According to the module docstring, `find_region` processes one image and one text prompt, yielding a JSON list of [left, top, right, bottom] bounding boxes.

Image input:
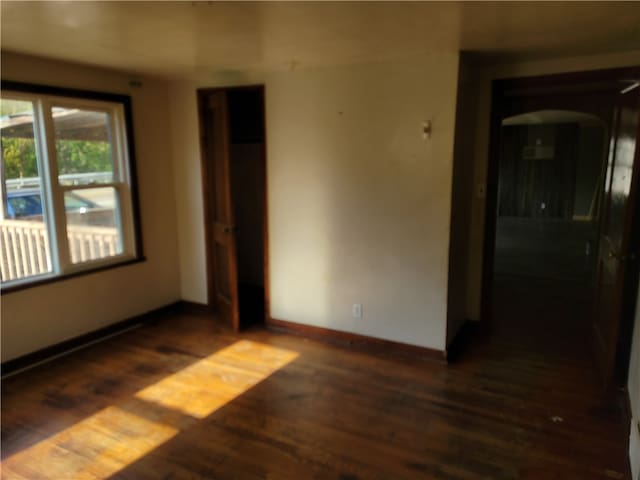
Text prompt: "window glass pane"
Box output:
[[52, 107, 115, 186], [65, 187, 123, 264], [1, 98, 53, 282]]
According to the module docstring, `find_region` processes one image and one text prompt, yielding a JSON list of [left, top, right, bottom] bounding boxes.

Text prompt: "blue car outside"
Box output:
[[5, 190, 98, 219]]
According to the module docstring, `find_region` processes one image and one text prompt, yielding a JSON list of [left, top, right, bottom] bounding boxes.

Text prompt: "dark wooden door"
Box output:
[[202, 91, 239, 330], [592, 89, 640, 390]]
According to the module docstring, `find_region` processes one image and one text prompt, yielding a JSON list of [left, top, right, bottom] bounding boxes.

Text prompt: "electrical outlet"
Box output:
[[352, 304, 362, 319]]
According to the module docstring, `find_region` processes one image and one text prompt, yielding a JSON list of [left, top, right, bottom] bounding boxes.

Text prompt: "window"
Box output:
[[0, 82, 141, 290]]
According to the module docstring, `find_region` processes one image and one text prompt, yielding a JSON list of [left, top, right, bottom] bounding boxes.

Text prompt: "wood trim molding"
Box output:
[[178, 300, 216, 315], [1, 302, 182, 377], [1, 300, 221, 377], [267, 318, 446, 363], [479, 66, 640, 329], [196, 85, 270, 330], [0, 80, 145, 295], [1, 257, 146, 294], [260, 86, 271, 327], [445, 320, 481, 363]]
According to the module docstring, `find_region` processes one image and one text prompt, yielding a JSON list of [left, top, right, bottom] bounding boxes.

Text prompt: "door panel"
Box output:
[[593, 92, 640, 390], [202, 91, 239, 329]]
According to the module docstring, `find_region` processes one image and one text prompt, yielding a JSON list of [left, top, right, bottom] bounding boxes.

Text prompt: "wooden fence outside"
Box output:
[[1, 220, 119, 282]]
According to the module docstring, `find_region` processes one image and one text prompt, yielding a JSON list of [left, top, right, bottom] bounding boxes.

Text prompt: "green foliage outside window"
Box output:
[[2, 137, 37, 179], [2, 137, 112, 180]]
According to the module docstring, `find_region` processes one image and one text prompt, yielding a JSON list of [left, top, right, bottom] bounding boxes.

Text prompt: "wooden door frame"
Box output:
[[197, 85, 270, 330], [480, 66, 640, 385], [612, 98, 640, 388]]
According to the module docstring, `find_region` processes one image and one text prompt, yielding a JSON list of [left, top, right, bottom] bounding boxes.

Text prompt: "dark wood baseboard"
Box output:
[[177, 300, 215, 315], [1, 302, 182, 377], [267, 317, 445, 363], [445, 319, 482, 363]]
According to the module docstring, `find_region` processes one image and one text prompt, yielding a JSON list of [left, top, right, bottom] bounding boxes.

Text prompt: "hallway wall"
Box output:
[[462, 50, 640, 321]]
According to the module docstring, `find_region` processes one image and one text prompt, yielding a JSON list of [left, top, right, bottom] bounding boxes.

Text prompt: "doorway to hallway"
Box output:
[[482, 67, 640, 397]]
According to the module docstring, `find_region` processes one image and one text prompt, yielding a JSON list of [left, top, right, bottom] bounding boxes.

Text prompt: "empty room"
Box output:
[[1, 2, 640, 479]]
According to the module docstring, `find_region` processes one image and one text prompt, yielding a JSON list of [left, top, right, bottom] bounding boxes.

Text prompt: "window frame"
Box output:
[[0, 81, 144, 293]]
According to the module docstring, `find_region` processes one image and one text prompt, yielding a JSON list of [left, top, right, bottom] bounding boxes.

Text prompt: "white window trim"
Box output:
[[1, 86, 141, 290]]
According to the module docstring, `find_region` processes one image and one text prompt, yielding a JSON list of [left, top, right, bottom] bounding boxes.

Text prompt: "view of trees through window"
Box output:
[[1, 91, 136, 286], [1, 100, 113, 181], [3, 138, 113, 179]]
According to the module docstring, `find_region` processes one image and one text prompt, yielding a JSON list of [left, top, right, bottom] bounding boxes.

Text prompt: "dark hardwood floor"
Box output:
[[1, 308, 631, 479]]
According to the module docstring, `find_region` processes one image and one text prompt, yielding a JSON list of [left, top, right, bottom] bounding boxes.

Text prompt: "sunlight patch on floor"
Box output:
[[1, 405, 178, 479], [135, 340, 299, 418], [1, 340, 298, 479]]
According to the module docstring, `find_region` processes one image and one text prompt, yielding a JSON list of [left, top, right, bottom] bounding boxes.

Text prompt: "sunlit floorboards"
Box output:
[[1, 309, 632, 479]]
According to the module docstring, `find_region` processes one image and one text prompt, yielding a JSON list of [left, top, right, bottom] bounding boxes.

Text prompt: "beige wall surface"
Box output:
[[464, 50, 640, 321], [169, 53, 460, 351], [446, 54, 476, 346], [167, 84, 207, 303], [1, 53, 181, 362]]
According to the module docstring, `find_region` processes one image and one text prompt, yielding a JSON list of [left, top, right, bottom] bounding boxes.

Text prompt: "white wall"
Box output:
[[169, 53, 460, 351], [1, 53, 181, 362], [167, 84, 208, 303], [630, 284, 640, 480], [464, 50, 640, 321], [4, 49, 636, 360]]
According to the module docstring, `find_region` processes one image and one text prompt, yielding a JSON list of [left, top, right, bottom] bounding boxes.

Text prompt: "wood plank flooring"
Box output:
[[1, 309, 632, 479]]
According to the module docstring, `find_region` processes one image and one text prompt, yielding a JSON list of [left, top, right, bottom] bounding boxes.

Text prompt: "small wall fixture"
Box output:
[[422, 120, 432, 140]]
